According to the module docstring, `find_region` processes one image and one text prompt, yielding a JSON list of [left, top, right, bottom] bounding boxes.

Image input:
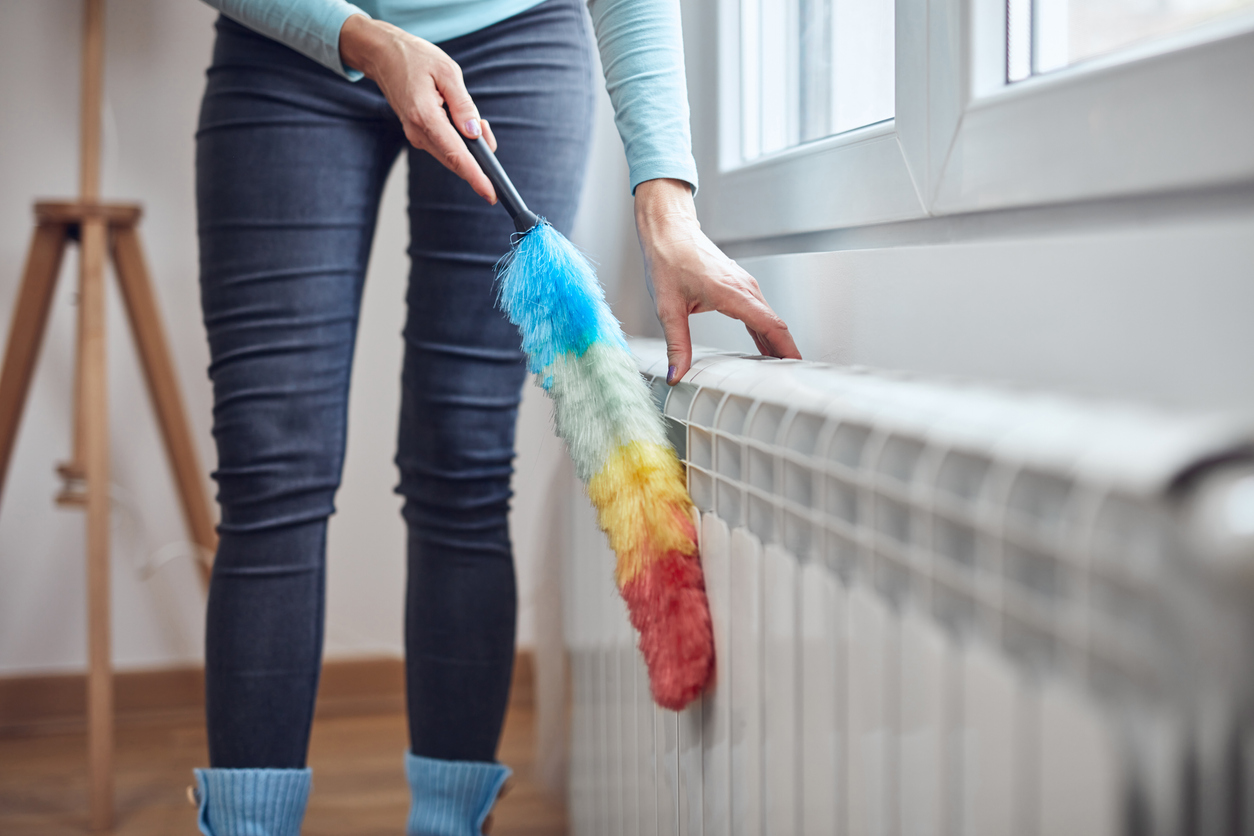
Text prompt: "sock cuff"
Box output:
[[193, 767, 312, 836], [405, 752, 511, 836]]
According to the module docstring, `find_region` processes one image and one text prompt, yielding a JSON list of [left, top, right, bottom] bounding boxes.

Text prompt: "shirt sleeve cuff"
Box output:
[[319, 4, 370, 81], [628, 158, 700, 196]]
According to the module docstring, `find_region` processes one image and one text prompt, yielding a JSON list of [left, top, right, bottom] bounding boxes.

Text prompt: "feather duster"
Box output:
[[463, 136, 714, 710]]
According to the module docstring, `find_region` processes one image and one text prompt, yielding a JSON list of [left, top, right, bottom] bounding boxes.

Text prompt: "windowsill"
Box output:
[[718, 118, 897, 176]]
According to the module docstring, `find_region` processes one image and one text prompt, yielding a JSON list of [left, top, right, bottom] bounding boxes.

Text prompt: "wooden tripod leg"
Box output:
[[0, 222, 69, 502], [111, 224, 217, 585], [79, 216, 113, 832]]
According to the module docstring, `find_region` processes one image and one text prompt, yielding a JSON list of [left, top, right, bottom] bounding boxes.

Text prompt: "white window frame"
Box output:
[[683, 0, 1254, 243]]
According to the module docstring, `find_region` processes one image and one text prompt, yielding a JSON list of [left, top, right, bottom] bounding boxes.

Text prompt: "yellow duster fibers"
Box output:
[[587, 441, 697, 587]]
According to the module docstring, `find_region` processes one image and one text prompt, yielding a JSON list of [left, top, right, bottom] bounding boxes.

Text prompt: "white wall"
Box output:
[[0, 0, 652, 675], [690, 207, 1254, 412]]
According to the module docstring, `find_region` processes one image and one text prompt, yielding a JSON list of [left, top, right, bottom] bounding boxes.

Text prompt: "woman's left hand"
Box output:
[[635, 178, 802, 385]]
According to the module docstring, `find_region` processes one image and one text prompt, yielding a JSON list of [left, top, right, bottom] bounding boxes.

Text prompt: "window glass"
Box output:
[[1007, 0, 1254, 82], [737, 0, 895, 164]]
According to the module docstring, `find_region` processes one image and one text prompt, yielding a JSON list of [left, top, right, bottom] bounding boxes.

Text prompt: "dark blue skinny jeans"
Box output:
[[196, 1, 593, 768]]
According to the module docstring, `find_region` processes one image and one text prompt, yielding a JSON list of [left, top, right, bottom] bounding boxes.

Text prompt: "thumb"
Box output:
[[659, 304, 693, 386]]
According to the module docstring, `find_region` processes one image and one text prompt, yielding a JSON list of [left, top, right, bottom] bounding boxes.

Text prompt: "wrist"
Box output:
[[339, 14, 394, 78], [634, 178, 698, 237]]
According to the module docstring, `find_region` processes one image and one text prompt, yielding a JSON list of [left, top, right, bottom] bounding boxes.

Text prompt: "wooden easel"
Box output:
[[0, 0, 217, 829]]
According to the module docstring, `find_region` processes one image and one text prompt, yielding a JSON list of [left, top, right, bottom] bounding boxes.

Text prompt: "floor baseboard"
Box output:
[[0, 650, 534, 737]]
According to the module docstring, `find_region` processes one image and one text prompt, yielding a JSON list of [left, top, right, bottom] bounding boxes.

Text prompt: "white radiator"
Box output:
[[563, 339, 1254, 836]]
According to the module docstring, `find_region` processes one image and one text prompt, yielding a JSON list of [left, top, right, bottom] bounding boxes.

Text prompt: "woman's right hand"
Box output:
[[339, 14, 499, 203]]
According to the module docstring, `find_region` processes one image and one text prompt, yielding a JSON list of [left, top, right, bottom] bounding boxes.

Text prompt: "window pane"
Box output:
[[760, 0, 795, 154], [741, 0, 762, 159], [736, 0, 894, 164], [1008, 0, 1254, 81], [799, 0, 832, 142], [831, 0, 895, 134]]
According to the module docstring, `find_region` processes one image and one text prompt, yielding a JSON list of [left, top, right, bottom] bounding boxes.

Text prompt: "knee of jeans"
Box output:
[[213, 444, 345, 534], [394, 451, 515, 548]]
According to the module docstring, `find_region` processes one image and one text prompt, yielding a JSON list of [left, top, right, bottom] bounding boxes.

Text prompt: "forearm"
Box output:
[[596, 3, 800, 379], [587, 0, 699, 194], [201, 0, 367, 78]]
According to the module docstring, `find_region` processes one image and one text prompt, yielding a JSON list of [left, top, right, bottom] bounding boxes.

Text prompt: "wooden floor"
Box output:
[[0, 703, 566, 835]]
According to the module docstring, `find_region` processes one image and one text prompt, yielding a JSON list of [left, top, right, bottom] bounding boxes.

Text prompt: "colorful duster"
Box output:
[[498, 221, 714, 711]]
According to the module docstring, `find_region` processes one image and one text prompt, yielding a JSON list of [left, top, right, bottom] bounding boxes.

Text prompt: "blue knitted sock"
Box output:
[[192, 767, 312, 836], [405, 752, 511, 836]]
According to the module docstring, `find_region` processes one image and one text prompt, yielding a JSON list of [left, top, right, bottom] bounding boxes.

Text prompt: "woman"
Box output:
[[193, 0, 798, 833]]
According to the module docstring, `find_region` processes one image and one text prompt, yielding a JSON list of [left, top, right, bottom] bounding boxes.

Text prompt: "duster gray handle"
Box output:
[[464, 135, 540, 234]]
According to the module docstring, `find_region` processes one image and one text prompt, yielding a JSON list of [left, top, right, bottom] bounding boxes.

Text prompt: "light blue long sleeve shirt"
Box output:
[[203, 0, 698, 193]]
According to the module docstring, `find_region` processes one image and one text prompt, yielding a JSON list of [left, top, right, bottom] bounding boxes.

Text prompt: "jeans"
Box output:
[[196, 0, 594, 768]]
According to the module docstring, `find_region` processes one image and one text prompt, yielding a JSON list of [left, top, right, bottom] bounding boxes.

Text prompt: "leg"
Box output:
[[196, 14, 404, 769], [399, 0, 597, 763], [0, 221, 68, 501]]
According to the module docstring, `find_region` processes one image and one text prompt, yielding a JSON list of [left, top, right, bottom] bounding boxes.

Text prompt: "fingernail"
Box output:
[[667, 365, 678, 384], [464, 118, 481, 138]]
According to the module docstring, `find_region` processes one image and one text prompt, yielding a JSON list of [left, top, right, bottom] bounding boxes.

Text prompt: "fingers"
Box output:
[[480, 118, 498, 152], [658, 302, 694, 385], [745, 324, 772, 356], [714, 286, 801, 360], [724, 265, 801, 359], [427, 61, 497, 203], [761, 323, 801, 360], [435, 58, 480, 141], [420, 104, 497, 203]]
